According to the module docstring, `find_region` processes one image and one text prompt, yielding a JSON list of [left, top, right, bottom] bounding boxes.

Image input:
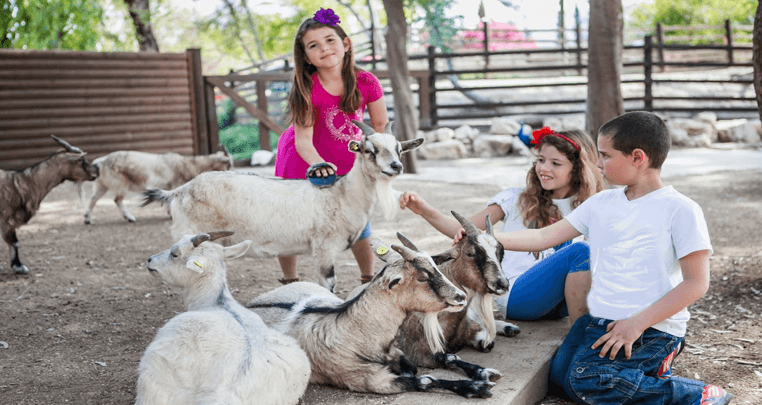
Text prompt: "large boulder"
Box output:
[[453, 125, 480, 145], [666, 118, 716, 146], [417, 139, 470, 160], [473, 135, 514, 157], [716, 119, 761, 143], [490, 117, 521, 136]]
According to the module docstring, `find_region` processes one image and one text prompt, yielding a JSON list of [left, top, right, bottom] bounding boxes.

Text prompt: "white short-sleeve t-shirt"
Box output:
[[489, 187, 582, 293], [565, 185, 712, 337]]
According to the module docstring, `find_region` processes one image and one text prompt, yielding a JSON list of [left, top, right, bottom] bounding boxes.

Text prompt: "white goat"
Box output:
[[393, 211, 520, 382], [245, 233, 495, 399], [0, 135, 98, 274], [137, 231, 311, 405], [81, 149, 232, 224], [141, 120, 423, 292]]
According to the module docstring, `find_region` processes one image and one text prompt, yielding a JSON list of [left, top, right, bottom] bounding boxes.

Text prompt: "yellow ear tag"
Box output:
[[376, 246, 389, 255], [193, 260, 203, 268], [350, 143, 360, 151]]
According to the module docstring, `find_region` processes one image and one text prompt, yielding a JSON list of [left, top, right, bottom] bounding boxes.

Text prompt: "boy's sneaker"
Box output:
[[695, 385, 733, 405]]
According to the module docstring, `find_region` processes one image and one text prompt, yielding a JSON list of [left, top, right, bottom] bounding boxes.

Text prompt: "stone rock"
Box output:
[[510, 136, 532, 157], [417, 139, 469, 160], [667, 118, 717, 145], [435, 127, 456, 142], [561, 114, 586, 131], [473, 135, 514, 157], [694, 111, 718, 125], [716, 120, 761, 143], [542, 117, 563, 131], [453, 125, 480, 144], [490, 118, 521, 136], [250, 149, 276, 166]]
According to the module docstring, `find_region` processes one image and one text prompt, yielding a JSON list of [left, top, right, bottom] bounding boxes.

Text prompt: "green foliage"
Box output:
[[630, 0, 755, 28], [219, 123, 279, 161], [410, 0, 463, 52], [1, 0, 104, 50]]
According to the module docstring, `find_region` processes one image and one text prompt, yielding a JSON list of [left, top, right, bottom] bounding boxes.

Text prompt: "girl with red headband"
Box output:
[[400, 127, 603, 322]]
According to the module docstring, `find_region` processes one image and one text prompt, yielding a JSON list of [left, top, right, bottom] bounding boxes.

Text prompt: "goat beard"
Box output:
[[422, 312, 446, 354], [375, 180, 399, 221]]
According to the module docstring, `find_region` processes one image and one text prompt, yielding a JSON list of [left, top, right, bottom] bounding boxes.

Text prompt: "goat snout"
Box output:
[[448, 291, 467, 308], [146, 257, 158, 273], [490, 278, 510, 296]]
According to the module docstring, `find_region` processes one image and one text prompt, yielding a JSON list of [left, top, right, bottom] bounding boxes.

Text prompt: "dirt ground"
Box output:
[[1, 167, 761, 404]]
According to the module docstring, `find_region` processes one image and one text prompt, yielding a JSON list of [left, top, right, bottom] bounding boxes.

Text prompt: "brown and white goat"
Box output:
[[245, 233, 496, 398], [393, 212, 520, 382], [80, 149, 232, 224], [0, 135, 98, 274]]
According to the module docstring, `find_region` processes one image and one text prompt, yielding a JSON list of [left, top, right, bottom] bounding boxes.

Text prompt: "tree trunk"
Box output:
[[239, 0, 266, 62], [753, 0, 762, 122], [124, 0, 159, 52], [586, 0, 624, 141], [381, 0, 418, 173], [221, 0, 257, 66]]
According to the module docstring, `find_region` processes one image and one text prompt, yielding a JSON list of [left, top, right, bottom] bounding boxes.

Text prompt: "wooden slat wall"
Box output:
[[0, 49, 207, 170]]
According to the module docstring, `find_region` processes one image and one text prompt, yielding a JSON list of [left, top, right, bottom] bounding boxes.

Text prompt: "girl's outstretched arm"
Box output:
[[400, 191, 504, 238], [294, 124, 336, 176]]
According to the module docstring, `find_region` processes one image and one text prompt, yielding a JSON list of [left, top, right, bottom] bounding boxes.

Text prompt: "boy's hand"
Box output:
[[399, 191, 424, 215], [452, 228, 466, 245], [591, 318, 645, 360]]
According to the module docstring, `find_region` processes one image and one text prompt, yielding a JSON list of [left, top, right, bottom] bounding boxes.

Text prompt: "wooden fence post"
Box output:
[[655, 22, 665, 72], [725, 19, 734, 65], [427, 46, 438, 127], [575, 16, 583, 75], [187, 48, 210, 155], [482, 21, 490, 74], [644, 35, 653, 112], [204, 80, 220, 153], [257, 80, 271, 151]]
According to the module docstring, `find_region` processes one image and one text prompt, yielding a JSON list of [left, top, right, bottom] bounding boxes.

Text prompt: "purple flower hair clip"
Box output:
[[314, 8, 340, 26]]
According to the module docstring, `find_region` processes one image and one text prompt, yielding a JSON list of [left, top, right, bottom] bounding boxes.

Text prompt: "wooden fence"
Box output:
[[0, 48, 216, 170]]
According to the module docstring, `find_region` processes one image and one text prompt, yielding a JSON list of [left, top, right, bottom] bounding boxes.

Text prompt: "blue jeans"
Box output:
[[505, 241, 590, 320], [549, 313, 706, 405]]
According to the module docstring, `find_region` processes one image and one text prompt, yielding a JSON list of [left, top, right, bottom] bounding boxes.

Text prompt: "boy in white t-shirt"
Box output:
[[462, 112, 731, 404]]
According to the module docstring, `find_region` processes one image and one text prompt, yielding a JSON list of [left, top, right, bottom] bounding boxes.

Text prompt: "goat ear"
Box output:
[[384, 121, 394, 134], [388, 275, 403, 289], [400, 138, 424, 153], [370, 238, 402, 263], [223, 240, 252, 260], [185, 257, 205, 273], [348, 140, 362, 153]]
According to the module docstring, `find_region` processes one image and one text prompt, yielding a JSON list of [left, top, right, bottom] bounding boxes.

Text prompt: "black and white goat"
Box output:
[[141, 120, 423, 292], [137, 231, 311, 405], [80, 148, 232, 224], [245, 233, 495, 398], [393, 212, 520, 381], [0, 135, 98, 274]]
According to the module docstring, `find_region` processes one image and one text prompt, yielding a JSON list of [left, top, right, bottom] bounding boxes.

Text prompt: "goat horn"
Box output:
[[208, 231, 234, 242], [391, 244, 417, 261], [451, 211, 480, 237], [384, 121, 394, 135], [485, 214, 494, 236], [219, 143, 230, 156], [351, 119, 375, 136], [50, 135, 83, 154], [396, 232, 419, 251], [191, 234, 211, 247]]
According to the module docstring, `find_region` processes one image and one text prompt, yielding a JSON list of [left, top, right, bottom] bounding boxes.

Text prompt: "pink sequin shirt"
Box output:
[[274, 71, 384, 179]]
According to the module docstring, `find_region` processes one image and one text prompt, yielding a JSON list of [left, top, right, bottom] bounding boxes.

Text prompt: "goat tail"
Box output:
[[141, 188, 173, 207], [422, 313, 445, 355]]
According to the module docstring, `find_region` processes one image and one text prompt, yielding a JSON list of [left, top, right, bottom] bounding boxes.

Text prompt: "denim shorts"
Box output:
[[549, 313, 706, 405], [358, 222, 371, 240]]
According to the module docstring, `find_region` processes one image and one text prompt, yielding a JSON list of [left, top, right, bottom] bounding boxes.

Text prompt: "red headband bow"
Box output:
[[530, 127, 580, 151]]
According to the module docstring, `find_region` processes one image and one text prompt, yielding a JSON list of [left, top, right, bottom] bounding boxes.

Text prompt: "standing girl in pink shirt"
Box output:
[[274, 8, 388, 285]]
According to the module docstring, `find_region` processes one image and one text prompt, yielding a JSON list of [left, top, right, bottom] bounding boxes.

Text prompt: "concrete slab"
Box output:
[[391, 319, 570, 405]]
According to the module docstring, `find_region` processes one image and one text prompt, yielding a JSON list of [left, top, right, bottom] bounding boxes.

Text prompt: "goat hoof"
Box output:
[[478, 341, 495, 353], [504, 327, 520, 337], [13, 265, 29, 275], [481, 368, 502, 382]]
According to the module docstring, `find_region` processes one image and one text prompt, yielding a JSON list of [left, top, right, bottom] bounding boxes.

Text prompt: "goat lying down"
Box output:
[[245, 233, 495, 398], [137, 231, 310, 405], [142, 120, 423, 292], [81, 149, 232, 224], [390, 212, 520, 381], [0, 135, 98, 274]]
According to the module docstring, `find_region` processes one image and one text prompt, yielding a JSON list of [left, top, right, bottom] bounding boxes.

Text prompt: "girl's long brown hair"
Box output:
[[518, 129, 604, 233], [288, 18, 362, 127]]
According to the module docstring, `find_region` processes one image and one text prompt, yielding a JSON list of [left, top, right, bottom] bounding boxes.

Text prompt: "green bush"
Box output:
[[219, 124, 279, 162]]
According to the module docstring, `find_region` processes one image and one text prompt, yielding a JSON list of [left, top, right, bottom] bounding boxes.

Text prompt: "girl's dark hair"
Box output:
[[287, 18, 361, 127], [518, 129, 604, 234]]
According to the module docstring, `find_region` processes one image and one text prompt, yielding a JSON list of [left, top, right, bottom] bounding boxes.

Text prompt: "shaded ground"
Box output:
[[0, 168, 761, 404]]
